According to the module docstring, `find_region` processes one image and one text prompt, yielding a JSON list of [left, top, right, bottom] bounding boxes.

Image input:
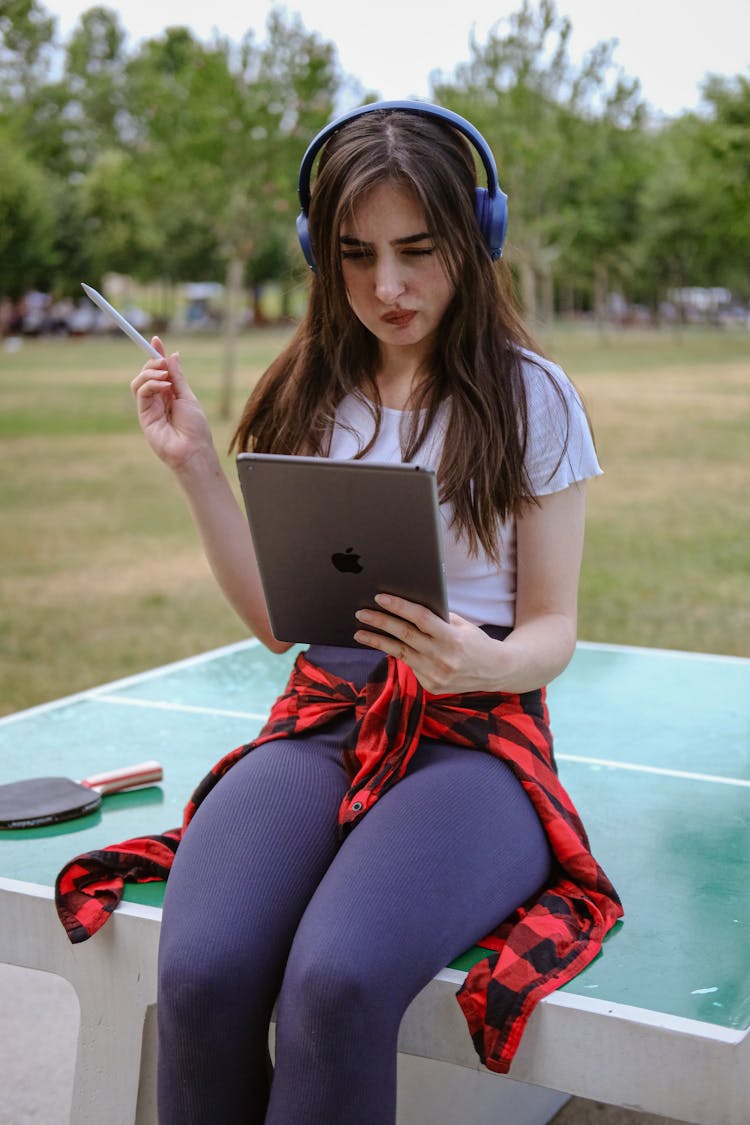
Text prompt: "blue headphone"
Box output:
[[296, 100, 508, 272]]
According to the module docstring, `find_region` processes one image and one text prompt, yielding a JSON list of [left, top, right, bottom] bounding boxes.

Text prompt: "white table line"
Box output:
[[558, 753, 750, 788], [93, 694, 268, 722]]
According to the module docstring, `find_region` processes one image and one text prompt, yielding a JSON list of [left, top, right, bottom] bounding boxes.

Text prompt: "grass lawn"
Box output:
[[1, 323, 748, 715]]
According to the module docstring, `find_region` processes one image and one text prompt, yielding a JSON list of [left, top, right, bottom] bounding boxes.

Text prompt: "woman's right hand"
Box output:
[[129, 336, 293, 653], [130, 337, 213, 471]]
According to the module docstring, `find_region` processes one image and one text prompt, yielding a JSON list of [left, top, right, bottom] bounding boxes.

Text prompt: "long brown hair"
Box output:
[[230, 107, 561, 563]]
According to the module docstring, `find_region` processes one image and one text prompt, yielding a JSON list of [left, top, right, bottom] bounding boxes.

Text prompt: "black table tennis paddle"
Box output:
[[0, 761, 163, 829]]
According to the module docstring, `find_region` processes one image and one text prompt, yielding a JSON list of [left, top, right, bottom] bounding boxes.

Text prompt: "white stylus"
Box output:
[[81, 283, 162, 359]]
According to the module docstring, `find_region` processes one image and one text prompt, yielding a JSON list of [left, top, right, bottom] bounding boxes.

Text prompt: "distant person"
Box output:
[[127, 101, 622, 1125]]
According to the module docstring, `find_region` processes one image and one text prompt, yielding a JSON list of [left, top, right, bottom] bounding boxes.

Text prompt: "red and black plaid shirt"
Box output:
[[55, 652, 622, 1073]]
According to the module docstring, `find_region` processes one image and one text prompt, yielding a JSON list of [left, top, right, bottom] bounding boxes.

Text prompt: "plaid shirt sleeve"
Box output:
[[55, 651, 622, 1073]]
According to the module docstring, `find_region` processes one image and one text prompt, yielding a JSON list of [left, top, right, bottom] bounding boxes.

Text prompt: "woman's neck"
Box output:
[[373, 349, 429, 410]]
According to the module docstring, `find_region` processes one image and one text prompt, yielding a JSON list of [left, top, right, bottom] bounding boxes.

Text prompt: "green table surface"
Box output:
[[2, 640, 748, 1031]]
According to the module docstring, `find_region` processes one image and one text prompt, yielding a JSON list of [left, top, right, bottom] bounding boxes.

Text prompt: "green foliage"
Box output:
[[432, 0, 649, 319], [0, 4, 341, 298], [61, 6, 129, 171], [0, 0, 748, 308], [0, 131, 58, 295], [0, 0, 55, 100], [633, 75, 750, 304], [122, 14, 339, 274], [78, 148, 162, 280]]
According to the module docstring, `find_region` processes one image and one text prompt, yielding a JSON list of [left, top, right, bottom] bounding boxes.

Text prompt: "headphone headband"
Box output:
[[296, 100, 508, 270]]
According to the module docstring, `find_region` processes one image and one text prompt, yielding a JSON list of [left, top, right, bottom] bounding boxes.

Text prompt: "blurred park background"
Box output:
[[1, 0, 749, 715]]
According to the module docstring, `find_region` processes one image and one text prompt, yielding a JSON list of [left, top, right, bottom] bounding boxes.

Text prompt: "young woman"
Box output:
[[126, 102, 622, 1125]]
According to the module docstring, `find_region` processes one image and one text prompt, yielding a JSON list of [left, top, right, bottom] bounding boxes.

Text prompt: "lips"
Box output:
[[382, 309, 416, 328]]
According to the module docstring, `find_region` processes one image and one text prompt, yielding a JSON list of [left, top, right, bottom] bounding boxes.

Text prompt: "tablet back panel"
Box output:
[[237, 453, 448, 646]]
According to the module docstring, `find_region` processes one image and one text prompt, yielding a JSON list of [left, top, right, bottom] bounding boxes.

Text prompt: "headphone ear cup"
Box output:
[[474, 186, 508, 261], [296, 211, 317, 272]]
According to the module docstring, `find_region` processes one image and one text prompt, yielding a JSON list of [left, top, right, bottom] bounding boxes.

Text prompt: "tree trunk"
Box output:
[[594, 261, 609, 340], [518, 257, 537, 325], [219, 256, 245, 422], [540, 269, 554, 327]]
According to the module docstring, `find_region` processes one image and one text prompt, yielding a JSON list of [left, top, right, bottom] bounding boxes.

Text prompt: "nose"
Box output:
[[373, 254, 406, 305]]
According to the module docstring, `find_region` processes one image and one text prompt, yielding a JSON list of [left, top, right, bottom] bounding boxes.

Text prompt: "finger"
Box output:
[[373, 593, 447, 636], [161, 350, 197, 400], [150, 335, 166, 357], [130, 365, 170, 397], [353, 625, 412, 663], [353, 627, 387, 653], [354, 608, 428, 655], [130, 350, 188, 399]]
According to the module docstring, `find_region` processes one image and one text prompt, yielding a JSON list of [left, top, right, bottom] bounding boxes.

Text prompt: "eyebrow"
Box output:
[[339, 232, 433, 248]]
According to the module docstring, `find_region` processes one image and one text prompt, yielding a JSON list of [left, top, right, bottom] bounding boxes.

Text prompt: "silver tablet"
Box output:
[[236, 453, 448, 647]]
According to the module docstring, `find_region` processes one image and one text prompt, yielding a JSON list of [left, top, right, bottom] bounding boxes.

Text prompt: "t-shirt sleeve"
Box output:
[[522, 357, 602, 495]]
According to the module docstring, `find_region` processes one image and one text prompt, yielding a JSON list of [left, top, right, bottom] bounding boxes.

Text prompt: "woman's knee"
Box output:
[[277, 939, 387, 1035], [158, 928, 273, 1036], [159, 938, 226, 1026]]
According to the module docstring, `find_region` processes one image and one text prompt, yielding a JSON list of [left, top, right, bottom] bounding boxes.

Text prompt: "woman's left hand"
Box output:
[[355, 486, 586, 696], [354, 595, 505, 695]]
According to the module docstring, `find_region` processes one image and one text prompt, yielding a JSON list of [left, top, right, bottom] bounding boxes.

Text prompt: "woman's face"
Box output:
[[338, 181, 455, 362]]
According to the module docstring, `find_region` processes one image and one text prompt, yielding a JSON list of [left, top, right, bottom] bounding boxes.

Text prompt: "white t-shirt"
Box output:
[[326, 352, 601, 627]]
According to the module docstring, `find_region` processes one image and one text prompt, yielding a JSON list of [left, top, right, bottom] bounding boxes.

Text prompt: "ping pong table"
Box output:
[[1, 638, 748, 1124]]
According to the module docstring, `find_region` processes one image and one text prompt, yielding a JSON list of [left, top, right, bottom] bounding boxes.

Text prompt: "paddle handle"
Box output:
[[81, 761, 163, 795]]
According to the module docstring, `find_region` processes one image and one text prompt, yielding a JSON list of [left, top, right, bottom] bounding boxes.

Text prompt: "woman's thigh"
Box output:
[[281, 741, 552, 1006], [158, 727, 350, 1001]]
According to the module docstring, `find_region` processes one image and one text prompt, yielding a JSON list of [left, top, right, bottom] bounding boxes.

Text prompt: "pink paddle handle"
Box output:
[[80, 761, 163, 795]]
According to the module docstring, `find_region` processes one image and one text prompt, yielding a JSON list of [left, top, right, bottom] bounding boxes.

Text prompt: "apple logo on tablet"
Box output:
[[331, 547, 363, 574]]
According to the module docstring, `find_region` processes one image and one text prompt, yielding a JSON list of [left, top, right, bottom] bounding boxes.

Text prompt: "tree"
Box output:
[[1, 3, 343, 332], [123, 12, 341, 416], [0, 0, 55, 103], [77, 148, 161, 281], [122, 27, 239, 283], [0, 3, 128, 292], [61, 6, 129, 173], [0, 131, 58, 296], [637, 74, 750, 306], [553, 102, 649, 323], [699, 74, 750, 298], [431, 0, 646, 323], [0, 0, 70, 178]]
